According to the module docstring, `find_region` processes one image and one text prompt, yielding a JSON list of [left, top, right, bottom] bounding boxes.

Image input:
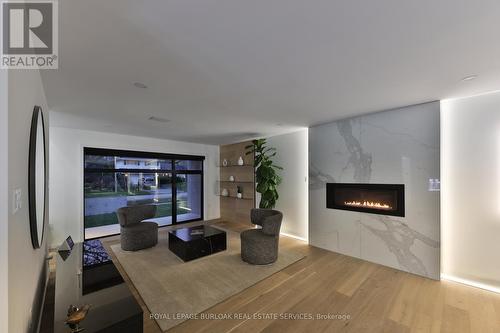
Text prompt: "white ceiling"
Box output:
[[42, 0, 500, 144]]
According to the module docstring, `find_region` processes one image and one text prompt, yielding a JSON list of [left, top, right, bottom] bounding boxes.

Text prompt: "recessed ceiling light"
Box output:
[[148, 116, 170, 123], [461, 75, 478, 82], [133, 82, 148, 89]]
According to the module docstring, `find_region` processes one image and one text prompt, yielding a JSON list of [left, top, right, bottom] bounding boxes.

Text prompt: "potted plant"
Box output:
[[246, 139, 283, 209]]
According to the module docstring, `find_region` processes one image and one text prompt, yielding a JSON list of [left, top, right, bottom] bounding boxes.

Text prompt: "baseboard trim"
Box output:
[[441, 274, 500, 294]]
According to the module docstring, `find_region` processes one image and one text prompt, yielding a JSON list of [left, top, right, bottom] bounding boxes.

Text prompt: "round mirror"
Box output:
[[29, 106, 46, 249]]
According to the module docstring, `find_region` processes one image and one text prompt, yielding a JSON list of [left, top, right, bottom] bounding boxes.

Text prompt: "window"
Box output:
[[84, 148, 204, 239]]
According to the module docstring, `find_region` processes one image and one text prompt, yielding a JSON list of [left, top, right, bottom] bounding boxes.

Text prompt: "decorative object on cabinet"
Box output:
[[229, 175, 235, 182], [222, 159, 228, 166], [65, 304, 91, 333], [237, 156, 244, 165], [58, 236, 75, 261], [221, 188, 229, 196]]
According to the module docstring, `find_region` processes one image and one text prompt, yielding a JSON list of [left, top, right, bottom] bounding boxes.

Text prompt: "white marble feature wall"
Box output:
[[309, 102, 440, 279]]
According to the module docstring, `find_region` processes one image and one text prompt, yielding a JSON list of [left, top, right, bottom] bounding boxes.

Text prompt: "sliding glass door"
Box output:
[[84, 148, 204, 239], [176, 173, 203, 222]]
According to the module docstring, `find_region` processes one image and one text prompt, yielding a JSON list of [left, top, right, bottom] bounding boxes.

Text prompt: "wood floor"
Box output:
[[102, 220, 500, 333]]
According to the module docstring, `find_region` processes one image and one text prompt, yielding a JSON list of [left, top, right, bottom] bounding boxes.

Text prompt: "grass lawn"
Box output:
[[84, 200, 190, 228], [84, 190, 152, 198]]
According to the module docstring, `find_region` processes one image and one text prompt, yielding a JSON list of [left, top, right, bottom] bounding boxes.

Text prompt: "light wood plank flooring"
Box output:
[[102, 220, 500, 333]]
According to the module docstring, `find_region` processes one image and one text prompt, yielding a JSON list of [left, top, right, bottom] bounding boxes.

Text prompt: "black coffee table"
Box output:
[[168, 225, 227, 261]]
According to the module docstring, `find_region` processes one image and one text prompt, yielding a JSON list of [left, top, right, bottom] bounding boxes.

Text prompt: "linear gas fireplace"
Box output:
[[326, 183, 405, 217]]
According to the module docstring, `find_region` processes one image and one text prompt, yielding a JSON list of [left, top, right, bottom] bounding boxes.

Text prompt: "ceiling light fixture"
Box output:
[[133, 82, 148, 89], [148, 116, 170, 123], [460, 75, 478, 82]]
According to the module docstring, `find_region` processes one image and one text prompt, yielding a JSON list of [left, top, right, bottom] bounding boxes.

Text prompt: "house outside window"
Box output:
[[83, 148, 204, 239]]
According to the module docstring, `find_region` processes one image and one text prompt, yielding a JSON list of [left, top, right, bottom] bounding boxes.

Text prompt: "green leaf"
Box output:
[[247, 138, 283, 208]]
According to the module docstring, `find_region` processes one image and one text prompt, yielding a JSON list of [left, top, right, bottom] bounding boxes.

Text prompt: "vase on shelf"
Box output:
[[236, 186, 243, 199], [237, 156, 244, 166], [222, 159, 228, 167], [221, 188, 229, 197], [229, 175, 235, 182]]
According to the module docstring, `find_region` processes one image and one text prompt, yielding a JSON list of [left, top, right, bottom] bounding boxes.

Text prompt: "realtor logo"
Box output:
[[1, 0, 58, 69]]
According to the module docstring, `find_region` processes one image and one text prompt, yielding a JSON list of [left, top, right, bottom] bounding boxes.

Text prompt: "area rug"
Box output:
[[110, 227, 305, 331]]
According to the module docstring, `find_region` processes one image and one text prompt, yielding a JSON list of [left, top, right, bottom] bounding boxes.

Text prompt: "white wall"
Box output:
[[309, 102, 441, 279], [0, 70, 8, 333], [49, 122, 220, 247], [8, 70, 50, 333], [441, 92, 500, 291], [266, 130, 309, 241]]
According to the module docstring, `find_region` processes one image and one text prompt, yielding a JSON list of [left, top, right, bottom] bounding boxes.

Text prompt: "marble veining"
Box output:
[[309, 163, 335, 190], [309, 102, 440, 279], [337, 120, 372, 183], [360, 119, 439, 151], [361, 216, 439, 276]]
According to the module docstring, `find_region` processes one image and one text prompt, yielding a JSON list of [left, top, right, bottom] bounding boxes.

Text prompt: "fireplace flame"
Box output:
[[344, 201, 392, 210]]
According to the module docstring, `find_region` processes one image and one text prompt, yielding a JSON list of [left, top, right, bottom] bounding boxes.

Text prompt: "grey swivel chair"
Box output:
[[240, 208, 283, 265], [116, 204, 158, 251]]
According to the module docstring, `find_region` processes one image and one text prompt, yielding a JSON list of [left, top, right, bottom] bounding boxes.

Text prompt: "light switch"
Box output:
[[13, 188, 22, 214], [428, 179, 440, 192]]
